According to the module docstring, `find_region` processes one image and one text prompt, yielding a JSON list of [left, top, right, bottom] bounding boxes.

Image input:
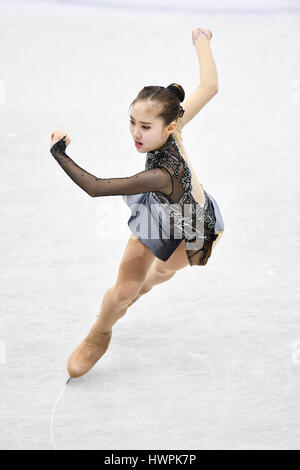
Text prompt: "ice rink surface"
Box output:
[[0, 0, 299, 450]]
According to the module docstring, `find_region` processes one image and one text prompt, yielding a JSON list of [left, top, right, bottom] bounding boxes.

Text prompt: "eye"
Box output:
[[130, 120, 150, 130]]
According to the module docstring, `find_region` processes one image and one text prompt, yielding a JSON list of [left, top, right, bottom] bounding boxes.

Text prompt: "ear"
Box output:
[[168, 121, 177, 132]]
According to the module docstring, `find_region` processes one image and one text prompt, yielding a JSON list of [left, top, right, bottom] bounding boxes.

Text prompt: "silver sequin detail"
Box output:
[[145, 134, 216, 240]]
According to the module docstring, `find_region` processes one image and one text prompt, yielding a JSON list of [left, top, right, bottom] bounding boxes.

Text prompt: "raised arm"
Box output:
[[178, 28, 218, 129], [50, 135, 173, 198]]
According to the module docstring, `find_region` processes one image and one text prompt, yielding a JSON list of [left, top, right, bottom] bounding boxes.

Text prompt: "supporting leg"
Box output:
[[67, 287, 134, 378], [95, 286, 130, 333], [67, 235, 156, 379]]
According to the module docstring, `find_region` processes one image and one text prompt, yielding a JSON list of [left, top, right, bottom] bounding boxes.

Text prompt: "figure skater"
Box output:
[[50, 28, 224, 379]]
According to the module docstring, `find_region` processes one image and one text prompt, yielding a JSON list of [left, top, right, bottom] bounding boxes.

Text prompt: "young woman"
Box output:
[[50, 28, 224, 379]]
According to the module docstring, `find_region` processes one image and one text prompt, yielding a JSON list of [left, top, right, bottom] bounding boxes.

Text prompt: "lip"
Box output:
[[135, 141, 143, 148]]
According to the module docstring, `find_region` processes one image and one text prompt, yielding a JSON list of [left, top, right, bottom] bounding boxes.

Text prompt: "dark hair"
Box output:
[[129, 83, 185, 127]]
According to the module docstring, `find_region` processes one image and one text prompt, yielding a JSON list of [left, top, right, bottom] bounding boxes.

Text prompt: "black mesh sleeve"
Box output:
[[50, 136, 173, 197]]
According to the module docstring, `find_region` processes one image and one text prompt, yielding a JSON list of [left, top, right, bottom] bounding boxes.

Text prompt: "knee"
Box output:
[[153, 262, 176, 277], [113, 282, 143, 306]]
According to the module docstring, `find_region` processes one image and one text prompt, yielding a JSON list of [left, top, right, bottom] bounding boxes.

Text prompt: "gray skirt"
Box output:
[[204, 190, 225, 233], [122, 189, 224, 262]]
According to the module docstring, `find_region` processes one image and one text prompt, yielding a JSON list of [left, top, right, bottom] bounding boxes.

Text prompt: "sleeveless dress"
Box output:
[[122, 134, 225, 266]]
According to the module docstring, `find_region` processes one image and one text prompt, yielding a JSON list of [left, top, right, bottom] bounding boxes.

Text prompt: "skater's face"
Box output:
[[130, 101, 177, 154]]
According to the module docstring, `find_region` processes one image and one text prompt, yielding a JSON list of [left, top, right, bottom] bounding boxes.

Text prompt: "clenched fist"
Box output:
[[51, 131, 71, 149], [192, 28, 213, 45], [50, 131, 71, 158]]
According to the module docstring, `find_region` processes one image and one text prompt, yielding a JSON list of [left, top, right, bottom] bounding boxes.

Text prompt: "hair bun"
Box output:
[[167, 83, 185, 102]]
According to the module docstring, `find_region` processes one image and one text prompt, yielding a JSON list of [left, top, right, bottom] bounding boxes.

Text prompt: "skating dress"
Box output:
[[50, 133, 224, 266], [122, 133, 224, 265]]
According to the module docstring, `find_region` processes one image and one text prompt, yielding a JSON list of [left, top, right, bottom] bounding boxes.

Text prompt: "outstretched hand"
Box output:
[[192, 28, 213, 45]]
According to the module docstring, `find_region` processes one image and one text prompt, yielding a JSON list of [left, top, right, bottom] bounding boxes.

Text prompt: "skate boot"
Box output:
[[67, 323, 112, 378]]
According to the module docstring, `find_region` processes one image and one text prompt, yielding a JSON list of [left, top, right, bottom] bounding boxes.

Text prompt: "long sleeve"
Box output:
[[50, 136, 173, 198]]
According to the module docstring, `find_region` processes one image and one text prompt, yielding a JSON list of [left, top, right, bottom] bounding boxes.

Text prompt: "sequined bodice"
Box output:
[[145, 134, 198, 207], [145, 134, 215, 235]]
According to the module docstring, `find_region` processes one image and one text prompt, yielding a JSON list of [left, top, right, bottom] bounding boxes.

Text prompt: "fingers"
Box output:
[[51, 131, 71, 147], [51, 130, 66, 141], [205, 29, 213, 40], [192, 28, 212, 44]]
